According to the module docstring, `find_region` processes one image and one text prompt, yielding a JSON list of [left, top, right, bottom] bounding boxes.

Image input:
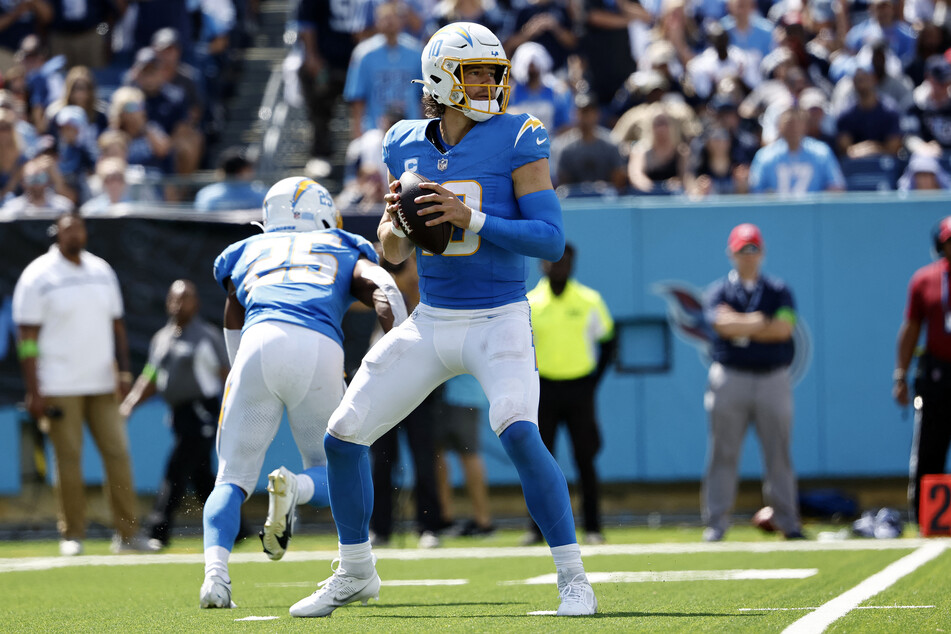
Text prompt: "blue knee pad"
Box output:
[[499, 420, 577, 547], [202, 483, 245, 551], [301, 465, 331, 508], [324, 433, 373, 544]]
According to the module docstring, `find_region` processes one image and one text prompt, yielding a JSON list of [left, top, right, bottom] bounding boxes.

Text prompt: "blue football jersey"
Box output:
[[382, 112, 550, 309], [214, 228, 378, 346]]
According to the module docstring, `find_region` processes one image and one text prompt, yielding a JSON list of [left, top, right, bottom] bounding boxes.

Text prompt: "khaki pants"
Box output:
[[44, 393, 138, 540], [48, 29, 107, 70]]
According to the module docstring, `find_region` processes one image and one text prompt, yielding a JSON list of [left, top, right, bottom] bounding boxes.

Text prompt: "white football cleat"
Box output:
[[59, 539, 83, 556], [200, 575, 237, 609], [260, 466, 298, 561], [289, 559, 381, 618], [556, 572, 597, 616]]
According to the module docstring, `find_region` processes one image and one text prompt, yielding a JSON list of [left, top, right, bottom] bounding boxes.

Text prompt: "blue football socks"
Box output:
[[324, 433, 373, 545], [202, 483, 244, 551], [499, 420, 577, 547]]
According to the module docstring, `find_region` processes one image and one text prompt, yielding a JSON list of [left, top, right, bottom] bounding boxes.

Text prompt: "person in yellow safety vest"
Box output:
[[525, 242, 617, 546]]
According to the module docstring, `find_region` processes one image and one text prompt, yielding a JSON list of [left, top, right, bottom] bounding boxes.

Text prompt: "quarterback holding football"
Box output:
[[288, 22, 597, 618]]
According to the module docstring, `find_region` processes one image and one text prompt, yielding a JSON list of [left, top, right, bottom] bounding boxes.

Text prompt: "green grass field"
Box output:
[[1, 527, 949, 632]]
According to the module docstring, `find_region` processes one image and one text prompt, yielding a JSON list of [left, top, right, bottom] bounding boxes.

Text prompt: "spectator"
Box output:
[[47, 0, 111, 69], [907, 56, 951, 155], [343, 1, 422, 140], [893, 216, 951, 524], [749, 107, 845, 194], [129, 47, 202, 175], [687, 124, 750, 196], [427, 0, 507, 40], [845, 0, 916, 65], [504, 0, 577, 74], [581, 0, 648, 106], [433, 374, 494, 538], [831, 40, 914, 117], [759, 64, 809, 144], [703, 94, 759, 165], [367, 251, 444, 549], [627, 111, 690, 193], [45, 66, 109, 151], [685, 21, 761, 101], [0, 108, 27, 200], [835, 65, 902, 158], [897, 153, 951, 191], [194, 146, 267, 211], [904, 23, 946, 87], [296, 0, 369, 178], [701, 223, 804, 542], [1, 155, 74, 218], [120, 280, 230, 549], [80, 157, 134, 214], [12, 212, 154, 556], [17, 35, 65, 130], [739, 45, 796, 123], [151, 28, 205, 139], [53, 106, 95, 203], [611, 71, 703, 148], [107, 86, 172, 175], [799, 87, 837, 151], [507, 42, 574, 136], [0, 88, 39, 155], [645, 0, 700, 73], [0, 0, 52, 72], [552, 92, 627, 192], [524, 243, 616, 546], [721, 0, 774, 66]]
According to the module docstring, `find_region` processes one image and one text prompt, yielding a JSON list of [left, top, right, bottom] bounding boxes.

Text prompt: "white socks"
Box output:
[[295, 473, 315, 505], [204, 545, 231, 582], [551, 543, 585, 581], [339, 541, 374, 578]]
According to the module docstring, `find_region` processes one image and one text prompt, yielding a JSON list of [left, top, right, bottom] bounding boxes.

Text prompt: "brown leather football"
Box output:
[[752, 506, 777, 532], [395, 171, 453, 255]]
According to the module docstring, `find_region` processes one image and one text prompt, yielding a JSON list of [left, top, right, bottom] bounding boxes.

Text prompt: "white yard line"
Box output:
[[256, 579, 469, 588], [1, 538, 948, 574], [508, 569, 818, 585], [782, 542, 947, 634], [740, 606, 935, 612]]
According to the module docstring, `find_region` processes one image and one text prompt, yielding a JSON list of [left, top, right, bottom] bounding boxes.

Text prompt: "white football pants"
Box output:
[[216, 320, 344, 494], [328, 300, 539, 446]]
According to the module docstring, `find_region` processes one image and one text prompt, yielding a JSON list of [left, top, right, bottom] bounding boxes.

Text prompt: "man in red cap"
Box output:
[[893, 216, 951, 526], [700, 223, 804, 542]]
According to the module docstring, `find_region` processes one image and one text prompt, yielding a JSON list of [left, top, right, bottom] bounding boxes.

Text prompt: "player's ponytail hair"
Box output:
[[422, 94, 445, 119]]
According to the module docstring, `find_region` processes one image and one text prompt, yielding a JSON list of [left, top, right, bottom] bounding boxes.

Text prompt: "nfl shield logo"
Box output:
[[437, 158, 449, 171]]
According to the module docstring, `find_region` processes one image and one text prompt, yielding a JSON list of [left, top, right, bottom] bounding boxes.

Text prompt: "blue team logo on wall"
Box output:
[[652, 281, 813, 385]]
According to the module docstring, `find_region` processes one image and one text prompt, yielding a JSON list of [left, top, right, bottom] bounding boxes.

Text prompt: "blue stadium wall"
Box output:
[[0, 192, 948, 494]]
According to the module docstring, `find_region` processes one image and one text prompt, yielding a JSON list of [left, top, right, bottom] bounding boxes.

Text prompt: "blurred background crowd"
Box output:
[[0, 0, 950, 218]]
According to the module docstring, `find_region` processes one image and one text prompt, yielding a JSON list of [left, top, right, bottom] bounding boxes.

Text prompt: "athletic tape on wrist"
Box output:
[[468, 209, 486, 233]]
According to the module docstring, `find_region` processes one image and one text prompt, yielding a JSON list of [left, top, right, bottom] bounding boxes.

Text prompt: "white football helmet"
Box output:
[[415, 22, 511, 122], [260, 177, 342, 233]]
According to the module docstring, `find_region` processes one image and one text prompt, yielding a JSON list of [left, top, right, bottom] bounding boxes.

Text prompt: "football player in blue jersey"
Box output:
[[289, 22, 598, 618], [199, 177, 407, 609]]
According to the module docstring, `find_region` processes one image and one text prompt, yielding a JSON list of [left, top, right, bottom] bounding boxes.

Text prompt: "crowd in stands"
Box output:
[[2, 0, 951, 217], [321, 0, 951, 208], [0, 0, 253, 216]]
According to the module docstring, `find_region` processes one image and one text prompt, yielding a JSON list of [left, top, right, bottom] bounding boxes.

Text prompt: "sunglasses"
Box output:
[[122, 102, 144, 114], [735, 244, 761, 255]]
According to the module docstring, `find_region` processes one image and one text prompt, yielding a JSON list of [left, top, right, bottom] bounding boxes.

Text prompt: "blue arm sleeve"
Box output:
[[477, 189, 565, 261]]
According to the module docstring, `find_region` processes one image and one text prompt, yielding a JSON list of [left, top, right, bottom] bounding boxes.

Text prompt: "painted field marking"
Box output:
[[234, 616, 279, 621], [256, 579, 468, 588], [783, 542, 947, 634], [2, 538, 949, 574], [740, 606, 935, 612], [507, 569, 818, 585], [527, 610, 557, 616]]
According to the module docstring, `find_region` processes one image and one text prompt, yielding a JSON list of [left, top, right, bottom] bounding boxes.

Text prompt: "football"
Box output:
[[395, 171, 453, 255], [751, 506, 777, 533]]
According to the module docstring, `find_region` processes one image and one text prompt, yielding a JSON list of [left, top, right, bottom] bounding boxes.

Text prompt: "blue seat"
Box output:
[[840, 155, 900, 191]]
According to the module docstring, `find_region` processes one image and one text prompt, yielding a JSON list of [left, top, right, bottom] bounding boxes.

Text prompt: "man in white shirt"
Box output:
[[13, 212, 152, 556]]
